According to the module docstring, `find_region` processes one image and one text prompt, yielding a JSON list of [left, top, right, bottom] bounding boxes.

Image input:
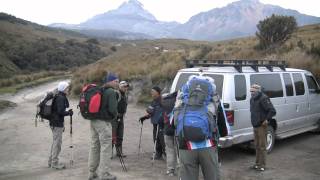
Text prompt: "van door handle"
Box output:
[[308, 103, 311, 110], [296, 104, 299, 112]]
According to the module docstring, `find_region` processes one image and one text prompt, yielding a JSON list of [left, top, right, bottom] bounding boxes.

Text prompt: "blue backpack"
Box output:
[[176, 76, 215, 142]]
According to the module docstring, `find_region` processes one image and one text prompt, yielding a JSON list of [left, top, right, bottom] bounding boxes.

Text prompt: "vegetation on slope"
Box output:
[[71, 24, 320, 103]]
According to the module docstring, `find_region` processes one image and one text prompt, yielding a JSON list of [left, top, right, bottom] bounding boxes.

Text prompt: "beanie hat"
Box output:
[[152, 86, 162, 94], [57, 81, 69, 92], [119, 81, 129, 88], [250, 84, 261, 92], [104, 73, 118, 83]]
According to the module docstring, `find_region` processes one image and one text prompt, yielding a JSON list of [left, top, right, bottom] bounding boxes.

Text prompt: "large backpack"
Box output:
[[161, 91, 178, 136], [176, 76, 215, 142], [36, 90, 58, 121], [78, 84, 102, 120]]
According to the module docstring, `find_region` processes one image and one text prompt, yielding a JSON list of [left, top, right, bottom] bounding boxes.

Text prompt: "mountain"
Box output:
[[177, 0, 320, 40], [50, 0, 320, 41], [52, 0, 179, 39]]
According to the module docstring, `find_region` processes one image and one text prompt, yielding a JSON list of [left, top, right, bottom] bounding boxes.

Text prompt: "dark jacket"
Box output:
[[250, 92, 276, 128], [50, 92, 70, 127], [117, 91, 128, 116], [100, 86, 118, 122], [147, 97, 163, 127]]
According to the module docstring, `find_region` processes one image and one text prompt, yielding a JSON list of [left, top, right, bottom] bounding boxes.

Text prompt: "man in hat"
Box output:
[[88, 73, 119, 180], [113, 81, 129, 157], [139, 86, 166, 160], [250, 84, 276, 172]]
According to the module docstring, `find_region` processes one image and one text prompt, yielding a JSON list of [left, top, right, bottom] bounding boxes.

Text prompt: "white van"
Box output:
[[170, 60, 320, 152]]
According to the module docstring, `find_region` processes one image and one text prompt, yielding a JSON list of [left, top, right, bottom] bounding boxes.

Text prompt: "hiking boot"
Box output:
[[51, 163, 66, 170], [117, 153, 127, 158], [257, 167, 265, 172], [151, 153, 163, 160], [101, 172, 117, 180], [166, 169, 175, 176], [88, 172, 98, 180]]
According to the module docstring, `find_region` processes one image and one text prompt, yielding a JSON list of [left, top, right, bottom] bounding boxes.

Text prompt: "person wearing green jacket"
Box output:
[[88, 73, 119, 180]]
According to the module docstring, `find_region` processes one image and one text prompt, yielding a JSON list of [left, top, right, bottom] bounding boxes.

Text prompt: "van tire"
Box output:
[[313, 120, 320, 133], [266, 125, 275, 153]]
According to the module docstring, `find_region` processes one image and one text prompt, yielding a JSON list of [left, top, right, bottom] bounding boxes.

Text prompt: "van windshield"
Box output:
[[174, 73, 224, 97]]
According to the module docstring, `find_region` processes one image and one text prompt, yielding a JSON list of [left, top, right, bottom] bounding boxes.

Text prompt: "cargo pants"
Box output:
[[254, 123, 267, 168], [48, 126, 64, 166], [179, 147, 220, 180], [88, 119, 112, 178]]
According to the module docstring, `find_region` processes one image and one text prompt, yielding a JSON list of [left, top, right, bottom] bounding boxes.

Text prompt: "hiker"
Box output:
[[48, 81, 73, 170], [88, 73, 119, 180], [174, 75, 220, 180], [139, 86, 166, 160], [161, 92, 179, 176], [250, 84, 276, 171], [113, 81, 129, 157]]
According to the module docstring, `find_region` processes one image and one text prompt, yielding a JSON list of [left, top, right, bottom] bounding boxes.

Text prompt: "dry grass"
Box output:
[[71, 24, 320, 101]]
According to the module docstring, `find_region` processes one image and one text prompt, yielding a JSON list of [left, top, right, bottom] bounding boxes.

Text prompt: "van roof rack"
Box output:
[[185, 59, 287, 73]]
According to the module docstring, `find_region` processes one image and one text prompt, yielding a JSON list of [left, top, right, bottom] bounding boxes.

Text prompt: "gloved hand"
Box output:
[[139, 116, 148, 124], [68, 109, 73, 116]]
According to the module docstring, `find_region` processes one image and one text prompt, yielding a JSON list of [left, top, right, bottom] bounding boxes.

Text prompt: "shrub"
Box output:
[[256, 14, 297, 50]]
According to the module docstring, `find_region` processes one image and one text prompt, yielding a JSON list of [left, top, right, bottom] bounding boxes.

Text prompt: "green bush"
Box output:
[[256, 14, 297, 50]]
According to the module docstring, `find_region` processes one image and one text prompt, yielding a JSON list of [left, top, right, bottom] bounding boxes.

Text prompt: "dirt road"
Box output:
[[0, 81, 319, 180]]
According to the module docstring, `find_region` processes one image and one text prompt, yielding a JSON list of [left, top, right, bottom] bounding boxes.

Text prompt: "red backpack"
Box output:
[[78, 84, 102, 120]]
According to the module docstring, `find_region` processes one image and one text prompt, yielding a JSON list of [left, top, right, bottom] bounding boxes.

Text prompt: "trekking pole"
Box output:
[[35, 113, 38, 127], [138, 122, 143, 156], [152, 125, 159, 166], [115, 146, 128, 172], [111, 143, 114, 159], [69, 115, 74, 166]]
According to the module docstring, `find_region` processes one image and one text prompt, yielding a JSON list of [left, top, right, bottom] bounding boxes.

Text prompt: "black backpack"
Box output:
[[36, 90, 57, 120]]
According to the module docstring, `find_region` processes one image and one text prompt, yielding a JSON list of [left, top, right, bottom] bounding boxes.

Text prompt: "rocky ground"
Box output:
[[0, 81, 319, 180]]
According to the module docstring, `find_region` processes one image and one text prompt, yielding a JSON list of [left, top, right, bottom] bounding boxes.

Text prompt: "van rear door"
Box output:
[[304, 74, 320, 126]]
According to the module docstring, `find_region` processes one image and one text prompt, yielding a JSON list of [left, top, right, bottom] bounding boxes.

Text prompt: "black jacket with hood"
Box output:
[[50, 92, 70, 127], [250, 91, 276, 128]]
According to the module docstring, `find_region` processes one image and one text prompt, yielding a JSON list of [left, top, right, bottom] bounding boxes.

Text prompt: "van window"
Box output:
[[250, 74, 283, 98], [204, 74, 224, 97], [305, 75, 319, 94], [234, 75, 246, 101], [174, 73, 224, 97], [174, 73, 199, 92], [283, 73, 294, 96], [292, 73, 305, 95]]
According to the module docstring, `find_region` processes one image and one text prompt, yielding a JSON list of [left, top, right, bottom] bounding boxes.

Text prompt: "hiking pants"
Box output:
[[179, 147, 220, 180], [89, 120, 112, 178], [165, 135, 178, 172], [153, 124, 165, 156], [254, 123, 267, 168], [48, 126, 64, 166]]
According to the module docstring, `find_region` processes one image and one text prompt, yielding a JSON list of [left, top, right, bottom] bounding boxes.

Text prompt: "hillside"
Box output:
[[71, 23, 320, 103], [0, 13, 107, 78]]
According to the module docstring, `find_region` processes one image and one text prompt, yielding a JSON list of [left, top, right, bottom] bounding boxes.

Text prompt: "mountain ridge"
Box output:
[[49, 0, 320, 41]]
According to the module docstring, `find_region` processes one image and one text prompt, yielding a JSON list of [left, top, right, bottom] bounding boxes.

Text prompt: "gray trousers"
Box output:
[[179, 147, 220, 180], [165, 135, 178, 172], [48, 126, 64, 165], [88, 120, 112, 178]]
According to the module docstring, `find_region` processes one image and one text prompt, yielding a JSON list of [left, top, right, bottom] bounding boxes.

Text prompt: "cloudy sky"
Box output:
[[0, 0, 319, 25]]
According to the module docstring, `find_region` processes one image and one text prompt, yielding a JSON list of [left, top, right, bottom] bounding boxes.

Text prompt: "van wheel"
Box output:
[[266, 125, 275, 153], [313, 120, 320, 133]]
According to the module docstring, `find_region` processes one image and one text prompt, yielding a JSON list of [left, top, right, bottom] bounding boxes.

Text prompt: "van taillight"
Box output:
[[226, 110, 234, 126]]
